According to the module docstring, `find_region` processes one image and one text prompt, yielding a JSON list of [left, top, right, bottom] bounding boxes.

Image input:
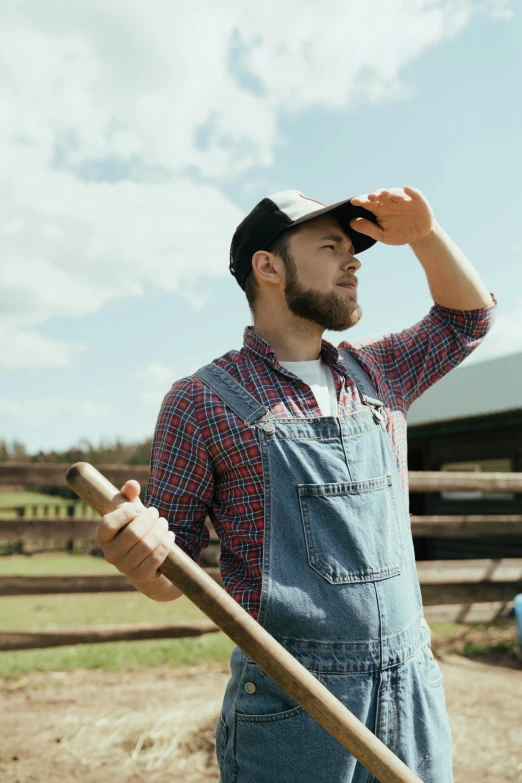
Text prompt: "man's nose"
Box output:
[[342, 254, 361, 271]]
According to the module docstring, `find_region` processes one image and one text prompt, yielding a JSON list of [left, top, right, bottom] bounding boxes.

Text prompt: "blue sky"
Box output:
[[0, 0, 520, 453]]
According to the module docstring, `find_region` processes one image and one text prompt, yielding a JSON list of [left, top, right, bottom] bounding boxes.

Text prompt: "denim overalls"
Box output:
[[195, 349, 453, 783]]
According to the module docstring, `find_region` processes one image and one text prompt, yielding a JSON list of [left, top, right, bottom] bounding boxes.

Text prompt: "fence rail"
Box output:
[[0, 604, 515, 651], [3, 515, 522, 541], [2, 560, 520, 596], [410, 515, 522, 536], [0, 570, 220, 595], [0, 621, 220, 651], [2, 462, 522, 491], [1, 463, 521, 653]]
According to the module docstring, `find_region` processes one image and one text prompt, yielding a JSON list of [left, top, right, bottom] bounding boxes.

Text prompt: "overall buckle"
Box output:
[[362, 394, 384, 423]]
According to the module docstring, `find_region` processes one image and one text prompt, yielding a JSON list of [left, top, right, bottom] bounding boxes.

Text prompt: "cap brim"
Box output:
[[292, 197, 379, 254]]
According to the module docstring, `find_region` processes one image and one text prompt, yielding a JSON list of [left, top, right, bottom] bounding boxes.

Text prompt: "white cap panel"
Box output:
[[268, 190, 326, 222]]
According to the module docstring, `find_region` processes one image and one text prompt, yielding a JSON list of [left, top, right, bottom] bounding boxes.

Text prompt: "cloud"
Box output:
[[0, 323, 88, 369], [0, 397, 109, 422], [134, 362, 200, 384], [483, 0, 515, 20], [135, 364, 179, 384], [135, 361, 202, 407], [139, 391, 169, 409], [0, 0, 514, 367], [0, 171, 242, 333], [463, 299, 522, 364]]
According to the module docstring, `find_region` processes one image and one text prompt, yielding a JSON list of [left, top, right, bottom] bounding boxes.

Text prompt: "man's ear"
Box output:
[[251, 250, 283, 285]]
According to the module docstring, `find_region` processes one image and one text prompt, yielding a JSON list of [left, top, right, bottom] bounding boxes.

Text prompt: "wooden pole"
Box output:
[[66, 461, 424, 783]]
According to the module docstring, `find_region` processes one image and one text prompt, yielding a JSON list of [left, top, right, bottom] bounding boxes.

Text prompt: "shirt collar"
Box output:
[[242, 325, 343, 373]]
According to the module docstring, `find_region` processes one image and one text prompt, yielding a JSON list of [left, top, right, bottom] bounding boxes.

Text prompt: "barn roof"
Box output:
[[407, 350, 522, 427]]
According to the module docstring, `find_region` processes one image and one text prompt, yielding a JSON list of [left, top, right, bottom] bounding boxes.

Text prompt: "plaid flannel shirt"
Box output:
[[145, 294, 497, 618]]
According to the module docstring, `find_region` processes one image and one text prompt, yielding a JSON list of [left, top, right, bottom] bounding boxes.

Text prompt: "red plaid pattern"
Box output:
[[145, 295, 497, 618]]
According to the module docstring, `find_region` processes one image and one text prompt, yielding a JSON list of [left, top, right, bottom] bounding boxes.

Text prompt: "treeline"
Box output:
[[0, 437, 153, 466], [0, 437, 154, 500]]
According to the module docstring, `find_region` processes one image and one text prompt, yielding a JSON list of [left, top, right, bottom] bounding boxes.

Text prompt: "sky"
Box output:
[[0, 0, 520, 454]]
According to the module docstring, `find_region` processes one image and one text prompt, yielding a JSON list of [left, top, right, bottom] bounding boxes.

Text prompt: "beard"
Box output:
[[284, 261, 362, 332]]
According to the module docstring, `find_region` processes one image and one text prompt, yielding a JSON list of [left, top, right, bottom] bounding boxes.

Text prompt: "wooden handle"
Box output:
[[66, 461, 424, 783]]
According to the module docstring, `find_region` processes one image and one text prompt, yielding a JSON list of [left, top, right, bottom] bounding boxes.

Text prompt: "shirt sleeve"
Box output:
[[340, 293, 498, 410], [144, 377, 214, 564]]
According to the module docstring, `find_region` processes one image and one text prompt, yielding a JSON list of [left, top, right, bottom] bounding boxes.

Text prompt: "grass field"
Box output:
[[0, 491, 96, 519], [0, 552, 116, 575], [0, 553, 234, 678], [0, 553, 518, 679]]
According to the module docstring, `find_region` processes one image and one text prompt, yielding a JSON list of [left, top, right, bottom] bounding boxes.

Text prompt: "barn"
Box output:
[[407, 350, 522, 560]]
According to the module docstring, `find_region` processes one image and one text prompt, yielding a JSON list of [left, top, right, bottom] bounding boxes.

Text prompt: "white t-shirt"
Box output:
[[279, 358, 338, 417]]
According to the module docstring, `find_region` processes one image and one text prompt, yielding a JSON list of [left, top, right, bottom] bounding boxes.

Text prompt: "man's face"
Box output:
[[283, 215, 363, 332]]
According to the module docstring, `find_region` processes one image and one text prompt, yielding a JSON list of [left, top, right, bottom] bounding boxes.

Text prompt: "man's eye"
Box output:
[[323, 245, 335, 250]]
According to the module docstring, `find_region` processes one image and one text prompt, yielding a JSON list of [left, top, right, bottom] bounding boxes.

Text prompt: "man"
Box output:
[[97, 187, 496, 782]]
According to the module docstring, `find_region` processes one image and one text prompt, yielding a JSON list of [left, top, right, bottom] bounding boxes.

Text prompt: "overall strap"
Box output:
[[194, 363, 268, 426], [337, 346, 383, 411]]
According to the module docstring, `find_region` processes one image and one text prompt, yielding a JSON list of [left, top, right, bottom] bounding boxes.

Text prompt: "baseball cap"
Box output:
[[229, 189, 380, 291]]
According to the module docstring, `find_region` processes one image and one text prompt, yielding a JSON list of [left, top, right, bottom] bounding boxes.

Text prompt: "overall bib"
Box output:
[[195, 350, 453, 783]]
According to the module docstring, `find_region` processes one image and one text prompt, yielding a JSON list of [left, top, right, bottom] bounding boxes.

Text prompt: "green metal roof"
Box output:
[[407, 350, 522, 427]]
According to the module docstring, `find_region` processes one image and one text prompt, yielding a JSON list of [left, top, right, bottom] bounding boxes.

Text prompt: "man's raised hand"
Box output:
[[350, 186, 435, 246]]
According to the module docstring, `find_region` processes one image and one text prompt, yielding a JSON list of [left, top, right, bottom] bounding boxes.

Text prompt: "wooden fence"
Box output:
[[1, 463, 521, 651]]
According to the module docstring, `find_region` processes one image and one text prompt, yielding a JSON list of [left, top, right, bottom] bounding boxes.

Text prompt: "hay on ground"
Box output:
[[61, 698, 221, 782]]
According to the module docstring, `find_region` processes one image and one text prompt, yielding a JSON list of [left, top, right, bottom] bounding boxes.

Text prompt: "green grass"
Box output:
[[1, 555, 518, 678], [0, 491, 73, 508], [0, 553, 114, 575], [461, 641, 518, 658], [430, 617, 519, 661], [429, 622, 462, 640], [0, 634, 235, 679], [0, 553, 234, 679], [0, 592, 217, 629]]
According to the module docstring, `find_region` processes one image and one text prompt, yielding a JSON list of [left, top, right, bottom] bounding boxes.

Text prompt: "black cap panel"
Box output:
[[229, 198, 295, 290], [330, 202, 380, 254]]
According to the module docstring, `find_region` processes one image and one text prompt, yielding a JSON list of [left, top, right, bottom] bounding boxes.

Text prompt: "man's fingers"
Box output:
[[374, 188, 412, 203], [96, 502, 144, 546], [352, 190, 386, 205], [121, 479, 141, 501], [353, 188, 414, 206], [403, 185, 423, 200], [113, 527, 174, 581], [350, 217, 383, 242], [351, 194, 370, 206]]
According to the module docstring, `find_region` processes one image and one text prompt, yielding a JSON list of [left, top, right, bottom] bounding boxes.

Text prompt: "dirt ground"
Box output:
[[1, 653, 521, 783]]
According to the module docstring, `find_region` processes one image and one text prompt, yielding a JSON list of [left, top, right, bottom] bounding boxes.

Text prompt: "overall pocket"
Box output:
[[298, 474, 404, 584], [235, 660, 323, 724], [414, 641, 444, 688], [216, 711, 228, 770], [233, 663, 325, 783]]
